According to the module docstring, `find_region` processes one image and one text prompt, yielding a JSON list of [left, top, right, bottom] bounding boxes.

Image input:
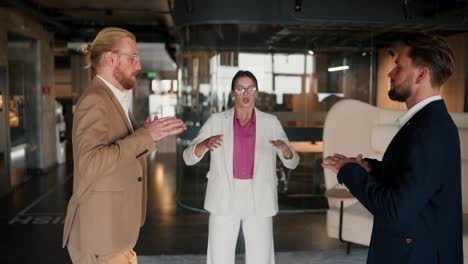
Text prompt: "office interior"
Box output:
[[1, 0, 468, 263]]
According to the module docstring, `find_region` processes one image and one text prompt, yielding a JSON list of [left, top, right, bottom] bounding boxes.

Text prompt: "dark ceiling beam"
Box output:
[[175, 0, 403, 26], [58, 25, 174, 43], [56, 18, 164, 28], [179, 43, 369, 54], [4, 0, 70, 35], [4, 0, 176, 44], [164, 0, 176, 30], [51, 7, 172, 15], [175, 0, 468, 31], [134, 32, 174, 43]]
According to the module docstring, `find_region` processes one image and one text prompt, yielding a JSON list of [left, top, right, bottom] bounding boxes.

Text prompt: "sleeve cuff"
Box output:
[[192, 143, 209, 161], [337, 162, 362, 185]]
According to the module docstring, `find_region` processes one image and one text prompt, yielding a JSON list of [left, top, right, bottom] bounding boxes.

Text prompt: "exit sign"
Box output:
[[147, 72, 157, 79]]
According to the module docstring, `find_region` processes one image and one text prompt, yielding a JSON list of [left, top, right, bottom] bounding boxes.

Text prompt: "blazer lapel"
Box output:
[[384, 100, 443, 162], [252, 108, 262, 179], [95, 78, 134, 133], [128, 111, 137, 132], [223, 108, 235, 186]]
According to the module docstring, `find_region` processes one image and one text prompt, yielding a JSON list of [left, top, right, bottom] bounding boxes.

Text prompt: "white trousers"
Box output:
[[207, 179, 275, 264]]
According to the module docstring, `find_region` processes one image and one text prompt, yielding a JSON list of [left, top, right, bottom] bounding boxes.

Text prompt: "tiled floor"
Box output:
[[1, 154, 362, 263]]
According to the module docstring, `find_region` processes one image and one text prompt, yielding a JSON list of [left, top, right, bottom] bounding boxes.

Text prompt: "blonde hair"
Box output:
[[81, 27, 135, 71]]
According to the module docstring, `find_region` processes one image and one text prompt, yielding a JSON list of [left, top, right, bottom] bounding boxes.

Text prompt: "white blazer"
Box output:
[[183, 108, 300, 216]]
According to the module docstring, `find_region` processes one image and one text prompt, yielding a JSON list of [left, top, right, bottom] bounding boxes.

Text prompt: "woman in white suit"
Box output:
[[183, 70, 300, 264]]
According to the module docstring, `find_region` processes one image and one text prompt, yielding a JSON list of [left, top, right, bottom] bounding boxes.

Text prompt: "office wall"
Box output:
[[55, 68, 72, 98], [443, 33, 468, 112]]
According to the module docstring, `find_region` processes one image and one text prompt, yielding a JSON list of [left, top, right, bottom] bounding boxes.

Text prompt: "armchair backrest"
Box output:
[[323, 99, 468, 211], [450, 113, 468, 211]]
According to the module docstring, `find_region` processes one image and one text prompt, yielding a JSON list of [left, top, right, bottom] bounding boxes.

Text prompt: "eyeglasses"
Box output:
[[113, 51, 140, 64], [234, 86, 257, 95]]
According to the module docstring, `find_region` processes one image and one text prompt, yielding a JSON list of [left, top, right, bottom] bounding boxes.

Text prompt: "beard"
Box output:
[[388, 84, 412, 102], [113, 64, 137, 90]]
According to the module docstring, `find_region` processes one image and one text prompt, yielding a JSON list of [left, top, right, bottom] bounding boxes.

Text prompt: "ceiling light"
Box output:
[[316, 93, 344, 102], [328, 65, 349, 72], [308, 50, 314, 55]]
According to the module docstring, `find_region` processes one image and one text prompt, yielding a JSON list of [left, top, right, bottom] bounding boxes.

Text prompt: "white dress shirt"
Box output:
[[396, 95, 442, 128], [96, 75, 132, 129]]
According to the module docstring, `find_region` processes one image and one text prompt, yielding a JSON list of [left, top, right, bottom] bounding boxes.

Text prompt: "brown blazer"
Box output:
[[62, 77, 156, 256]]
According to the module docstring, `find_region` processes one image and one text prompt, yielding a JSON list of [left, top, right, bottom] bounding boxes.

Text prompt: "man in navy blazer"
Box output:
[[322, 34, 463, 264]]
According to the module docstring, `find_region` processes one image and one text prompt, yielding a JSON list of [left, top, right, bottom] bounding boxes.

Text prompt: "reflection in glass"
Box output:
[[7, 34, 39, 186], [176, 45, 373, 212], [274, 75, 301, 104], [0, 66, 10, 197], [8, 97, 20, 128]]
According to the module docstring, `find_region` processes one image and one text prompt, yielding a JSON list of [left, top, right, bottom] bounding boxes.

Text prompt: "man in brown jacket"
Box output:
[[62, 27, 186, 263]]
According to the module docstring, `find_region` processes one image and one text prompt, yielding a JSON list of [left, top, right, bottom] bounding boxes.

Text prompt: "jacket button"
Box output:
[[138, 177, 143, 182]]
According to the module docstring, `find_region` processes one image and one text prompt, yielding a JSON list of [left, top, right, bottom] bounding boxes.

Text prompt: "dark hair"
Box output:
[[401, 33, 454, 87], [231, 70, 258, 91]]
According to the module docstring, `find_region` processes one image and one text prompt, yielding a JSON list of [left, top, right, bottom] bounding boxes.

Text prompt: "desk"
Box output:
[[290, 141, 323, 153], [324, 186, 355, 254]]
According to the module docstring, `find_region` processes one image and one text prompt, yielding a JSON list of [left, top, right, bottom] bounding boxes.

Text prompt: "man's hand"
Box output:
[[143, 116, 186, 142], [269, 139, 293, 159], [352, 154, 372, 173], [322, 153, 371, 174]]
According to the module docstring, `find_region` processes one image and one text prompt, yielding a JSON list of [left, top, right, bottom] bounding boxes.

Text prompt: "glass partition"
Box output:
[[7, 34, 40, 186], [176, 26, 375, 212], [0, 66, 10, 197]]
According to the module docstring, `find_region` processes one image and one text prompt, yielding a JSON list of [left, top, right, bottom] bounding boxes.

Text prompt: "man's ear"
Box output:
[[102, 51, 114, 67], [416, 67, 429, 83]]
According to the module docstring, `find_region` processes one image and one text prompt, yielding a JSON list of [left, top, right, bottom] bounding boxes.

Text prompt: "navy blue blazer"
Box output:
[[338, 100, 463, 264]]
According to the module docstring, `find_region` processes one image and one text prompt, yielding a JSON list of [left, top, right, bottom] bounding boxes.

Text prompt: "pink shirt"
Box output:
[[233, 110, 256, 180]]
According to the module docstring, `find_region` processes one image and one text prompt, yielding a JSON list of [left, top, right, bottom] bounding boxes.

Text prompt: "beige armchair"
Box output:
[[322, 99, 468, 258]]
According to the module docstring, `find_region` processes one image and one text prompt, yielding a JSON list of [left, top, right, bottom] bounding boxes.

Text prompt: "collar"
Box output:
[[234, 108, 256, 125], [96, 75, 130, 105], [396, 95, 442, 128]]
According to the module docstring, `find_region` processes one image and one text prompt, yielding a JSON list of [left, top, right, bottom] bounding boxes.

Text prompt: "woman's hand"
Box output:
[[270, 139, 293, 159], [203, 134, 224, 151], [194, 134, 223, 157]]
